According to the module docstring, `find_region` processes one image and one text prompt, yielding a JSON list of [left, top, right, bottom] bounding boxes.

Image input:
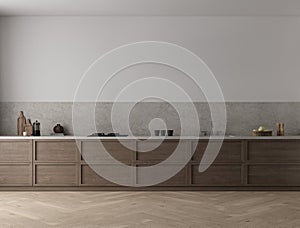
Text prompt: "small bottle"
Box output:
[[33, 120, 41, 136], [277, 123, 284, 136]]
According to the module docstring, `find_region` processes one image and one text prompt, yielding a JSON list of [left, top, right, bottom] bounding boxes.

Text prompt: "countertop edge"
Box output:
[[0, 136, 300, 140]]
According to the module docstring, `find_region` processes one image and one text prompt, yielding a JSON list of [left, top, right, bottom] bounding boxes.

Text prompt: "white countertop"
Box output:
[[0, 135, 300, 140]]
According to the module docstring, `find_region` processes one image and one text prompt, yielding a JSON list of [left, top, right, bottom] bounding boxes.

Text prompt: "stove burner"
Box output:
[[88, 133, 127, 137]]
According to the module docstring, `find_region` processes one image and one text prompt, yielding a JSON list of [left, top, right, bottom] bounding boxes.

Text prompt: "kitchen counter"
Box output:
[[0, 135, 300, 140]]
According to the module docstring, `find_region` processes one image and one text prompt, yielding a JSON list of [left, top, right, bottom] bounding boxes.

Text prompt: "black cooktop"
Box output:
[[88, 133, 128, 137]]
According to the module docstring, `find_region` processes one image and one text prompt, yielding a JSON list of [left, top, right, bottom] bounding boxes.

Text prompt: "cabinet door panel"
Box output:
[[136, 141, 188, 163], [81, 164, 133, 186], [136, 165, 188, 186], [0, 141, 31, 162], [248, 165, 300, 186], [248, 141, 300, 162], [0, 164, 32, 186], [81, 141, 134, 164], [192, 141, 242, 162], [35, 141, 78, 162], [35, 165, 77, 186], [192, 165, 242, 186]]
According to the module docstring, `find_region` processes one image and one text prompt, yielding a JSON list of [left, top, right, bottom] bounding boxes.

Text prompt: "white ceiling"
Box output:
[[0, 0, 299, 16]]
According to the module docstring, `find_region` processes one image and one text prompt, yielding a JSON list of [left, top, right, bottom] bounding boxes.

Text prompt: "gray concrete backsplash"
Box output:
[[0, 102, 300, 136]]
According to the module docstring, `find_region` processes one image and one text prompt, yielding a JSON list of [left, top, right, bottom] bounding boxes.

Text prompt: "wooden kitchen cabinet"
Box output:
[[246, 140, 300, 187], [247, 140, 300, 162], [158, 166, 188, 186], [136, 140, 189, 163], [34, 141, 78, 162], [34, 164, 78, 186], [0, 138, 299, 190], [192, 140, 242, 163], [0, 164, 32, 186], [80, 164, 133, 186], [248, 165, 300, 186], [0, 140, 32, 186], [80, 164, 113, 186], [33, 140, 79, 186], [0, 140, 31, 162], [135, 164, 188, 186], [191, 164, 242, 186], [81, 140, 134, 164]]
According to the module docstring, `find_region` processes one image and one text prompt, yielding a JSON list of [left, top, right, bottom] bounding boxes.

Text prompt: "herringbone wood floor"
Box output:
[[0, 191, 299, 227]]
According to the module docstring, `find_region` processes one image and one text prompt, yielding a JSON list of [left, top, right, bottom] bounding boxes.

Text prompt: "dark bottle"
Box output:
[[33, 120, 41, 136]]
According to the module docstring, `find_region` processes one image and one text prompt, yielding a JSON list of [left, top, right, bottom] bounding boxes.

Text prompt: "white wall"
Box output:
[[1, 16, 300, 102]]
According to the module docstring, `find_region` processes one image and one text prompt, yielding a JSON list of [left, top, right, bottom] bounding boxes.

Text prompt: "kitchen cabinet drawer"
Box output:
[[192, 141, 242, 162], [136, 165, 188, 186], [191, 164, 242, 186], [0, 141, 31, 162], [34, 164, 77, 186], [248, 141, 300, 162], [35, 141, 78, 162], [248, 165, 300, 186], [80, 164, 133, 186], [136, 141, 188, 163], [81, 140, 134, 164], [0, 164, 32, 186]]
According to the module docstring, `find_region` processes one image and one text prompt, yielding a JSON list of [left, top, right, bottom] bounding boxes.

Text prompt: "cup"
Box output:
[[167, 130, 174, 136], [160, 130, 166, 136], [154, 130, 160, 136]]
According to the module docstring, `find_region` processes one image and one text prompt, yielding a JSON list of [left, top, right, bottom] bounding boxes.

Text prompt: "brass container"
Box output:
[[277, 123, 285, 136]]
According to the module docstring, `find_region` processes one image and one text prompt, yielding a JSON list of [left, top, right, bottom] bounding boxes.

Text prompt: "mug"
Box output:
[[154, 130, 160, 136], [167, 130, 174, 136], [160, 130, 166, 136]]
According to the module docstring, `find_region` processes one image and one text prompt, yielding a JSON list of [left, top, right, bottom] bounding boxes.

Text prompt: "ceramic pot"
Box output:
[[53, 124, 64, 134]]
